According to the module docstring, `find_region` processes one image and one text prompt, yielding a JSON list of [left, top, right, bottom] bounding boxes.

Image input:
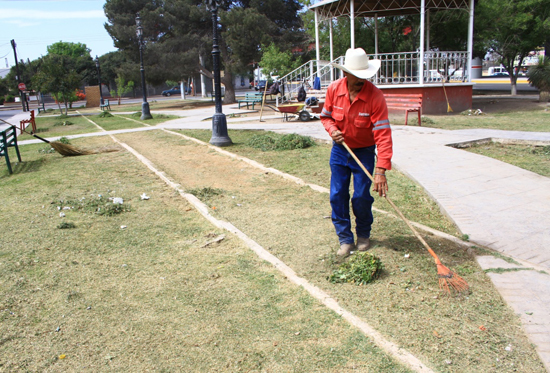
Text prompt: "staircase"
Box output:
[[277, 57, 344, 105]]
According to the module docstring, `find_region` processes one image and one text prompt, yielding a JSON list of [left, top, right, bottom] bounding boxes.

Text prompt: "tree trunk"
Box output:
[[510, 75, 518, 96], [53, 93, 63, 114], [221, 73, 235, 104], [510, 82, 517, 96]]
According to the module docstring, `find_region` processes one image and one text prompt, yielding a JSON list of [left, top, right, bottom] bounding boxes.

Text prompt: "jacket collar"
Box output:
[[335, 77, 370, 102]]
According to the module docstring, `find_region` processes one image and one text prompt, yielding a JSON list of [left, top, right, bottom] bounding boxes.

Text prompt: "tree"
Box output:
[[527, 56, 550, 102], [103, 0, 306, 103], [475, 0, 550, 95], [110, 75, 135, 104], [32, 54, 83, 114], [259, 43, 300, 78]]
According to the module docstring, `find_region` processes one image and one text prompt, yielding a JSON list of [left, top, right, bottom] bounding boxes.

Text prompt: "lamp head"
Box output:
[[136, 14, 143, 38]]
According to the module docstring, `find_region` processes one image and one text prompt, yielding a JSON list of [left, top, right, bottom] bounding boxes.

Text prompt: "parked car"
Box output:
[[162, 87, 181, 96], [254, 80, 274, 91], [491, 72, 509, 77]]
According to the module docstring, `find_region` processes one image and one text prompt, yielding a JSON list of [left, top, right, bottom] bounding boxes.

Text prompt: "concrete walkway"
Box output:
[[9, 103, 550, 370]]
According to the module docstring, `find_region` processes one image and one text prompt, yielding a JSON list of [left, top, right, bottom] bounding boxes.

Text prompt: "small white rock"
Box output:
[[59, 212, 65, 218], [140, 193, 150, 200], [112, 197, 123, 205], [404, 254, 410, 258], [120, 225, 127, 229]]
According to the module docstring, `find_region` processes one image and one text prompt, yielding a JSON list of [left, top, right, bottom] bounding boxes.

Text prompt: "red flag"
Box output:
[[403, 26, 412, 35]]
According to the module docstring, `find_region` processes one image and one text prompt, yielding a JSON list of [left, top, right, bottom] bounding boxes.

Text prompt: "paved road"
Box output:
[[472, 77, 538, 92]]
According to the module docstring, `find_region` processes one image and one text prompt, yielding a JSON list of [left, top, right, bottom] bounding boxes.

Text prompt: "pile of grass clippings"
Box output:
[[329, 252, 384, 285], [187, 187, 225, 199], [59, 195, 130, 216], [247, 133, 316, 151], [98, 111, 114, 118], [53, 120, 74, 126], [57, 222, 76, 229]]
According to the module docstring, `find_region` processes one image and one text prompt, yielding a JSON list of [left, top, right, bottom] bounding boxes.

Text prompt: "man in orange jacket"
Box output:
[[320, 48, 393, 257]]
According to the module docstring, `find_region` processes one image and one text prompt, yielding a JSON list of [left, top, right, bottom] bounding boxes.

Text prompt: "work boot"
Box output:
[[337, 243, 355, 257], [356, 237, 370, 252]]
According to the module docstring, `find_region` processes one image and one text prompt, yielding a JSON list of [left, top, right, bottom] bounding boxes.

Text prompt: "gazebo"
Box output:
[[280, 0, 476, 114]]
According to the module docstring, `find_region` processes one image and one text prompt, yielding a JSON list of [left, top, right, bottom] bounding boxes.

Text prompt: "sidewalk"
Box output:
[[11, 104, 550, 370]]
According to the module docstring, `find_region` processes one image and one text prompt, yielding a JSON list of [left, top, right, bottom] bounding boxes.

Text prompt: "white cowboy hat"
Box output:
[[331, 48, 381, 79]]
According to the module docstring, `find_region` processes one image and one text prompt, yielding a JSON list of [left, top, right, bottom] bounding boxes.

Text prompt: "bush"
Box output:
[[5, 94, 15, 103], [75, 90, 86, 100]]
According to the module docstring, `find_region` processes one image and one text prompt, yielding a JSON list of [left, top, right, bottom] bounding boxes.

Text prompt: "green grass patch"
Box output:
[[18, 115, 99, 140], [464, 142, 550, 177], [408, 107, 550, 132], [473, 246, 522, 265], [484, 267, 534, 274]]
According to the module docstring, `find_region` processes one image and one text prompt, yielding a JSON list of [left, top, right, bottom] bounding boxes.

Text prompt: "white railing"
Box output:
[[276, 51, 469, 104]]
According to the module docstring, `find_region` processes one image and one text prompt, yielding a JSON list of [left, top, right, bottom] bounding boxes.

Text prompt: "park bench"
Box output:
[[1, 125, 22, 174], [238, 93, 263, 109], [100, 99, 111, 111], [19, 110, 37, 134], [384, 93, 422, 126], [37, 100, 46, 114]]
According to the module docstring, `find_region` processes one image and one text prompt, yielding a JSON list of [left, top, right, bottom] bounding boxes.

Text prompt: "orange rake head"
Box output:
[[437, 264, 469, 294]]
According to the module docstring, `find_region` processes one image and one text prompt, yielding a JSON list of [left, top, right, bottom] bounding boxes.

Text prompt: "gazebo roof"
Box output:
[[310, 0, 470, 19]]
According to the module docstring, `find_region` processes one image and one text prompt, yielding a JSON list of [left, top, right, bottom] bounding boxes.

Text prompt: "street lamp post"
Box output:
[[207, 0, 232, 147], [94, 56, 104, 106], [136, 13, 153, 120]]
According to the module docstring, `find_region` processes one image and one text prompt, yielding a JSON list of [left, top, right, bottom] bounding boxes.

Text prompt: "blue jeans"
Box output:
[[330, 143, 375, 245]]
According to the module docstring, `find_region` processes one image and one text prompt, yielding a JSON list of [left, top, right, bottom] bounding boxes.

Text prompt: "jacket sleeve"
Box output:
[[370, 94, 393, 170], [320, 85, 338, 136]]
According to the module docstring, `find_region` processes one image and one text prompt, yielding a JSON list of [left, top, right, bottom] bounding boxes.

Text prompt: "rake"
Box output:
[[1, 118, 93, 156], [342, 142, 469, 294]]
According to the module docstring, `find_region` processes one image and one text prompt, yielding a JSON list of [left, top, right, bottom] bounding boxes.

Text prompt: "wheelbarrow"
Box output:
[[275, 103, 312, 122]]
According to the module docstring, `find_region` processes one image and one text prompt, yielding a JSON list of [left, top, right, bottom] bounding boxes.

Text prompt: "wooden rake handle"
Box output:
[[342, 142, 442, 265]]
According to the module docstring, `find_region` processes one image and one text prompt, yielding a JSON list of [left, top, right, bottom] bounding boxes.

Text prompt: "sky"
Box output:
[[0, 0, 118, 68]]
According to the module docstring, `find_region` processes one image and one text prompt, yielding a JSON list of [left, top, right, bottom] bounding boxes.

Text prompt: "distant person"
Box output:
[[320, 48, 393, 258]]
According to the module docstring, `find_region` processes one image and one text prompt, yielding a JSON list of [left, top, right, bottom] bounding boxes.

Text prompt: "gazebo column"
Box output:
[[330, 18, 334, 80], [467, 0, 475, 82], [375, 13, 378, 56], [426, 10, 430, 52], [315, 9, 321, 77], [350, 0, 355, 48], [418, 0, 425, 85]]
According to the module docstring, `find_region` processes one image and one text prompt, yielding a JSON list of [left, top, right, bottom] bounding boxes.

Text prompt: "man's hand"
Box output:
[[331, 130, 344, 144], [372, 167, 388, 197]]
